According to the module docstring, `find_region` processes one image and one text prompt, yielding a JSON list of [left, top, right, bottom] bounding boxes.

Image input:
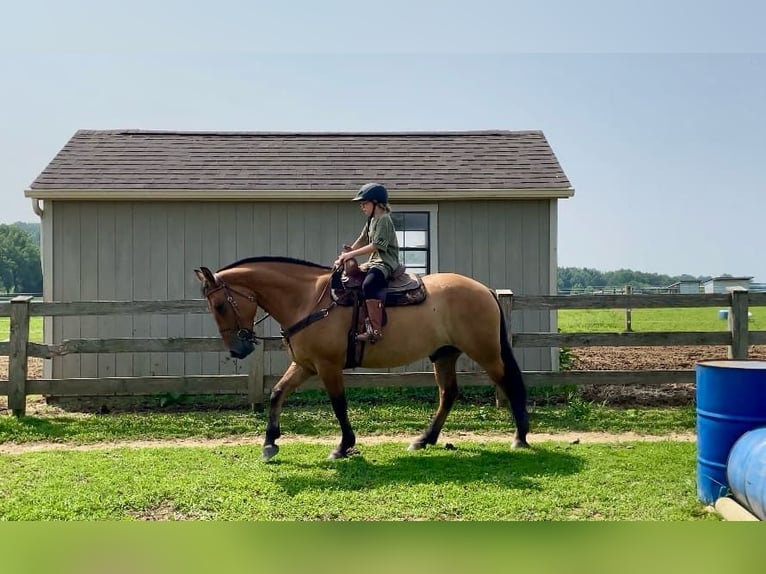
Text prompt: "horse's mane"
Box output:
[[217, 256, 332, 272]]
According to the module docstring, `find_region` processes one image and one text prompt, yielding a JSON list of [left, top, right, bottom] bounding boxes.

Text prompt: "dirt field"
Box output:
[[574, 345, 766, 406], [2, 345, 766, 410]]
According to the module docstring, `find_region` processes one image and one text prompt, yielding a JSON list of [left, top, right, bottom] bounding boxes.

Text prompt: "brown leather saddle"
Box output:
[[330, 259, 427, 369], [331, 259, 427, 307]]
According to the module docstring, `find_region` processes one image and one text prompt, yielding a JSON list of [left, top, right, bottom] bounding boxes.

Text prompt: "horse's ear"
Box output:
[[194, 267, 217, 285]]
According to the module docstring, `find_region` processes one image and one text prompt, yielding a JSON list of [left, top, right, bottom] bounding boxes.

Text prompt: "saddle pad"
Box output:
[[332, 273, 427, 307]]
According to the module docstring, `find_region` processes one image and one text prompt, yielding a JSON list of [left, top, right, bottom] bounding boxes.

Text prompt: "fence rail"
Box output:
[[3, 289, 766, 417]]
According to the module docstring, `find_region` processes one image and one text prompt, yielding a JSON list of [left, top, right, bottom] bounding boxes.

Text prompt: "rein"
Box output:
[[281, 273, 337, 341]]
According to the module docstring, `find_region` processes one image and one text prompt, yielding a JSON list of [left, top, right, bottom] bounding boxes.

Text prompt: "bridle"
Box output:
[[204, 270, 337, 349], [203, 279, 269, 345]]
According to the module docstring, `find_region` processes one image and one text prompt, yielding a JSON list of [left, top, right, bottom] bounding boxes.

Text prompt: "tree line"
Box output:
[[558, 266, 712, 292]]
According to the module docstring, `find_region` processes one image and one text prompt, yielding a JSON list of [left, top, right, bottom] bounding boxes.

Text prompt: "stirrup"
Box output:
[[356, 329, 383, 344]]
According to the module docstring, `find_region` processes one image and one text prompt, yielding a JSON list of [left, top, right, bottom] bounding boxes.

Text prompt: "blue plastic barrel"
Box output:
[[696, 360, 766, 505], [727, 427, 766, 520]]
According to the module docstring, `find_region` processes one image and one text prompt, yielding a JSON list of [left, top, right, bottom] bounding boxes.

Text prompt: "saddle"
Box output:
[[331, 259, 427, 307], [330, 259, 427, 369]]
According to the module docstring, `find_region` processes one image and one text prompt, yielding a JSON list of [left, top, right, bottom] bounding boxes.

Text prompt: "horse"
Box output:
[[194, 256, 530, 461]]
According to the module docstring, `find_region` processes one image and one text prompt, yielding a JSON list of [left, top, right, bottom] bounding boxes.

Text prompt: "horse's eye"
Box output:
[[214, 303, 226, 314]]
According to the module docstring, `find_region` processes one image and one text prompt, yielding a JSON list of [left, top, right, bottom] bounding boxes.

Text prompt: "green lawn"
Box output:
[[558, 306, 766, 333], [0, 386, 695, 445], [0, 440, 709, 520], [0, 316, 43, 342]]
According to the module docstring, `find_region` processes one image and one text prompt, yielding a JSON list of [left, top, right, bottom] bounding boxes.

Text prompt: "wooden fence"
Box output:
[[2, 289, 766, 417]]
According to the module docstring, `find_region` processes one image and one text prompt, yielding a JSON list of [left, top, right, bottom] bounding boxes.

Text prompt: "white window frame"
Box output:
[[391, 203, 438, 274]]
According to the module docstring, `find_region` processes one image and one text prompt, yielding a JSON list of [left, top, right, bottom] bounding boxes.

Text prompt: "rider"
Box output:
[[334, 182, 400, 343]]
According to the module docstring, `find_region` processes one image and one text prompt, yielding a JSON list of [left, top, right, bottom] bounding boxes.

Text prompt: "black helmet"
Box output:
[[353, 182, 388, 204]]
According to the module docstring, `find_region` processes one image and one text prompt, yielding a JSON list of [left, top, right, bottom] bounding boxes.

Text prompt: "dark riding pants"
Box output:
[[362, 267, 387, 300]]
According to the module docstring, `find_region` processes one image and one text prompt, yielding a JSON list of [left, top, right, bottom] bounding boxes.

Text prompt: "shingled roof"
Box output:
[[26, 130, 574, 200]]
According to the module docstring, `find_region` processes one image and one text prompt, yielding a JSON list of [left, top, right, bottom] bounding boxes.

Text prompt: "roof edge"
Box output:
[[73, 129, 546, 137], [26, 187, 575, 201]]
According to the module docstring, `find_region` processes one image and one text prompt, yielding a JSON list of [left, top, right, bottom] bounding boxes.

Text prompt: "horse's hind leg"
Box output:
[[501, 349, 530, 448], [262, 361, 314, 462], [487, 355, 530, 449], [409, 348, 461, 451]]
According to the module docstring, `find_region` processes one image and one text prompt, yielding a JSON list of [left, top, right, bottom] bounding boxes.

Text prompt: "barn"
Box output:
[[668, 280, 701, 295], [702, 276, 753, 294], [25, 129, 574, 381]]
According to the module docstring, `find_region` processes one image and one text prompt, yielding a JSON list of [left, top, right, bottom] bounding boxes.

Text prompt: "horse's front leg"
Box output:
[[262, 361, 314, 462], [319, 366, 357, 460]]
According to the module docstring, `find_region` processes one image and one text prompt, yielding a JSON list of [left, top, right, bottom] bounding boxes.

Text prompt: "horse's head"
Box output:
[[194, 266, 259, 359]]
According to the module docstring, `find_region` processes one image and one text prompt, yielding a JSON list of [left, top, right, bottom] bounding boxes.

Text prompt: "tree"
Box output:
[[10, 221, 40, 246], [0, 224, 43, 293]]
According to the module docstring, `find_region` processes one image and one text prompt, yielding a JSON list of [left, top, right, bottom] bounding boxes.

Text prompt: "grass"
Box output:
[[0, 440, 710, 520], [558, 306, 766, 333], [0, 309, 708, 522], [0, 387, 696, 445], [0, 316, 43, 342]]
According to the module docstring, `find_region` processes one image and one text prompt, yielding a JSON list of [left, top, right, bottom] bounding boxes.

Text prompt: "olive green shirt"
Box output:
[[355, 213, 400, 279]]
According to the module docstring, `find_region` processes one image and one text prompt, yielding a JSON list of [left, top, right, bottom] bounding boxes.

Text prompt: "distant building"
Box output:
[[668, 280, 701, 294], [702, 276, 753, 294]]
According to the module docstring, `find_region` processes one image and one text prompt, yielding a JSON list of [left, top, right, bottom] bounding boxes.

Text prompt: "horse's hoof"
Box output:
[[512, 439, 531, 449], [262, 444, 279, 461], [328, 446, 359, 460], [408, 441, 426, 451]]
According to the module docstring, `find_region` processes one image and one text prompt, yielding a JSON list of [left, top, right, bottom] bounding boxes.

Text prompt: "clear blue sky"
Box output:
[[1, 1, 764, 281]]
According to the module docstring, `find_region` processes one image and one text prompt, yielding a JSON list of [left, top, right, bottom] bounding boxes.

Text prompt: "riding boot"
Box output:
[[357, 299, 385, 343]]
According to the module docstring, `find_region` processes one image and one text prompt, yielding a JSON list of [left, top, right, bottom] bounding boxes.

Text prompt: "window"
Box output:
[[391, 205, 438, 275]]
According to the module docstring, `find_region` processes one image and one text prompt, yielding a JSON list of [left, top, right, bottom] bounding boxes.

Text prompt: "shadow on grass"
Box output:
[[275, 444, 584, 495], [0, 415, 85, 441]]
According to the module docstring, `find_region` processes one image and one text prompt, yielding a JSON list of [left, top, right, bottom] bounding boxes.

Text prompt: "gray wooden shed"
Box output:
[[668, 280, 701, 294], [702, 276, 753, 294], [25, 129, 574, 381]]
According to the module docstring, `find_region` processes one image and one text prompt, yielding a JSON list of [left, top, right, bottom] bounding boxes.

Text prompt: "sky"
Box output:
[[1, 1, 764, 282]]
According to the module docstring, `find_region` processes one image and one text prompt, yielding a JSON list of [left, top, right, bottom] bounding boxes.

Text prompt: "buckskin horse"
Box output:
[[195, 256, 530, 461]]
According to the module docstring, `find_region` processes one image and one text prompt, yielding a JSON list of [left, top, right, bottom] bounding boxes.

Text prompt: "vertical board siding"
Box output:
[[50, 198, 554, 379], [114, 206, 134, 376], [131, 204, 153, 376], [439, 200, 552, 371], [166, 207, 186, 376], [182, 203, 204, 375], [58, 203, 81, 379], [80, 203, 99, 377], [97, 202, 116, 377], [149, 208, 169, 376]]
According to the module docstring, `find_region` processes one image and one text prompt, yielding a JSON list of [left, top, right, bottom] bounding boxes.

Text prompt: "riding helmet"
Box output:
[[353, 182, 388, 204]]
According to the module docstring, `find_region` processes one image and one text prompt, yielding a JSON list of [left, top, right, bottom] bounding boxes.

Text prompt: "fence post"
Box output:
[[495, 289, 514, 408], [247, 323, 265, 411], [8, 296, 33, 417], [624, 284, 633, 332], [728, 288, 749, 360]]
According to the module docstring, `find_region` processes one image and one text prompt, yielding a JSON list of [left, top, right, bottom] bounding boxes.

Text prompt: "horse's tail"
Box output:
[[493, 291, 529, 443]]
